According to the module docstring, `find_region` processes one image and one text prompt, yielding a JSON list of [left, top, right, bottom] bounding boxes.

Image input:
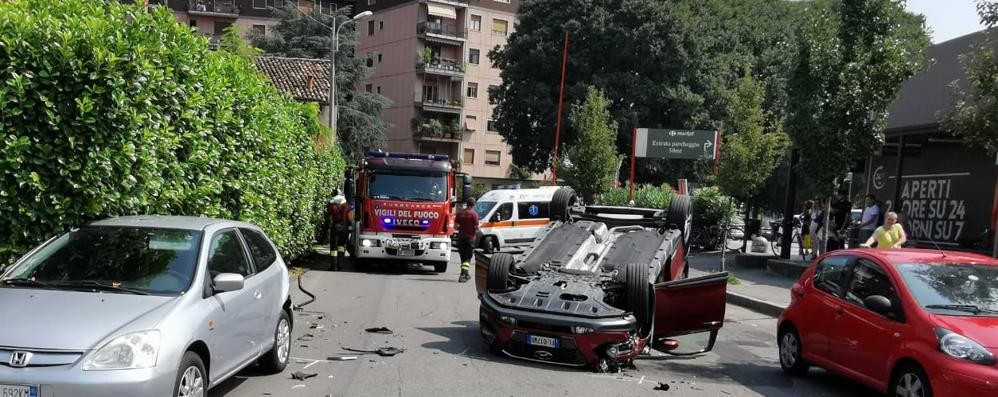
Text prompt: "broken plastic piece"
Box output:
[[364, 327, 393, 334], [327, 356, 358, 361], [291, 371, 317, 381], [653, 383, 670, 391]]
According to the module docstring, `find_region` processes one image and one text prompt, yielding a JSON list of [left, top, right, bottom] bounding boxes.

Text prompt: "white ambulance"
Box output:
[[473, 186, 561, 253]]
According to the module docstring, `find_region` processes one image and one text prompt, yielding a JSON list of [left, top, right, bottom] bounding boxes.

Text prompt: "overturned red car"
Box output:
[[475, 187, 728, 370]]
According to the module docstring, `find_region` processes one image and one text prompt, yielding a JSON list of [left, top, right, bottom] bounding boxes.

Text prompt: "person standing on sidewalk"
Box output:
[[860, 211, 907, 249], [827, 189, 852, 252], [455, 197, 479, 283], [859, 194, 881, 245], [809, 200, 826, 259], [328, 188, 350, 271]]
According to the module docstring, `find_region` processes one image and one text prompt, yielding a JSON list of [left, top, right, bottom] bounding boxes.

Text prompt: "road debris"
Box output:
[[290, 371, 317, 381], [327, 356, 358, 361], [297, 333, 314, 341], [364, 327, 393, 334], [342, 346, 406, 357], [653, 383, 670, 391]]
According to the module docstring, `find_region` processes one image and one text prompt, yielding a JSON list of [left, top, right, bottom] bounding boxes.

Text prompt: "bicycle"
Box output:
[[770, 220, 810, 258], [689, 224, 745, 253]]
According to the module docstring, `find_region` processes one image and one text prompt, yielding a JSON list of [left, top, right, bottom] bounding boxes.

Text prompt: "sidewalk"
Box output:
[[688, 252, 808, 317]]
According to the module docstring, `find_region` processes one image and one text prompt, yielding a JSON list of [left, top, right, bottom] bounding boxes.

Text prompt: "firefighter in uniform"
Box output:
[[454, 197, 479, 283], [328, 188, 350, 271]]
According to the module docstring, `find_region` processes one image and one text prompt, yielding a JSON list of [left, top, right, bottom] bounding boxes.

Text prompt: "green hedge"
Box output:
[[0, 0, 343, 264], [596, 184, 674, 210], [692, 186, 738, 228]]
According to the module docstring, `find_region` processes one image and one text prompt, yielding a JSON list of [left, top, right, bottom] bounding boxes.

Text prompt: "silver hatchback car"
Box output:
[[0, 216, 293, 397]]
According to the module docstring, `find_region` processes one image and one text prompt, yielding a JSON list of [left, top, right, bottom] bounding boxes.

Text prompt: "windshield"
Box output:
[[368, 172, 447, 202], [2, 226, 202, 295], [897, 263, 998, 315], [474, 201, 497, 219]]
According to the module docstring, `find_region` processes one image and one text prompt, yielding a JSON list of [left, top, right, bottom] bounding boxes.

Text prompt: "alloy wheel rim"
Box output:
[[780, 333, 798, 367], [277, 318, 291, 364], [895, 373, 924, 397], [178, 366, 204, 397]]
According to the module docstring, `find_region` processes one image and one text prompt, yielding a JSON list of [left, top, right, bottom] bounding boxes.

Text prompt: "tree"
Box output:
[[717, 74, 790, 200], [942, 0, 998, 155], [489, 0, 803, 186], [251, 4, 390, 159], [786, 0, 930, 194], [561, 87, 622, 201]]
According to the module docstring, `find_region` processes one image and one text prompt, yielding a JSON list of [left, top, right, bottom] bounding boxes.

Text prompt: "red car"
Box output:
[[778, 248, 998, 397]]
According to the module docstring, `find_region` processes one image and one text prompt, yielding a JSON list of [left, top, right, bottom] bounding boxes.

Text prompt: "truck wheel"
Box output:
[[354, 258, 369, 271], [487, 253, 515, 292], [550, 187, 578, 222], [623, 263, 651, 333], [433, 261, 448, 273], [667, 195, 693, 245]]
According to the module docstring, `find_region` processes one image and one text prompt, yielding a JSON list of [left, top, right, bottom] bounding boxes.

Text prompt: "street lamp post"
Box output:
[[328, 10, 373, 141]]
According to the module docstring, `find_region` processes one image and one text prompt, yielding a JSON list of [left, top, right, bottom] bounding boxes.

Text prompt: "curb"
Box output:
[[726, 291, 786, 318]]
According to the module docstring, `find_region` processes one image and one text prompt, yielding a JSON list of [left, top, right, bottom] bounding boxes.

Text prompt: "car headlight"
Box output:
[[361, 239, 380, 247], [498, 315, 517, 325], [936, 328, 996, 365], [83, 330, 161, 371], [572, 326, 594, 335], [430, 242, 448, 250]]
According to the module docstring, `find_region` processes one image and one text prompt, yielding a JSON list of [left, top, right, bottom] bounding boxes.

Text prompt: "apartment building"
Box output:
[[356, 0, 531, 188], [137, 0, 355, 42]]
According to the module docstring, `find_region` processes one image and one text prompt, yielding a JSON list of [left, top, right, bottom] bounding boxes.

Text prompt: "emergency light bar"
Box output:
[[367, 151, 450, 161]]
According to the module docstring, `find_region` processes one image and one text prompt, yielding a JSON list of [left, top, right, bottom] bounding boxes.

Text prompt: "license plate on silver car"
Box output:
[[399, 248, 415, 256], [0, 384, 38, 397], [527, 335, 559, 348]]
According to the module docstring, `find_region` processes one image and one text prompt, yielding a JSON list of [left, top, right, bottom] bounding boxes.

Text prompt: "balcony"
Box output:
[[417, 21, 466, 45], [425, 0, 469, 7], [416, 96, 463, 114], [413, 117, 469, 143], [188, 0, 239, 18], [416, 58, 465, 78]]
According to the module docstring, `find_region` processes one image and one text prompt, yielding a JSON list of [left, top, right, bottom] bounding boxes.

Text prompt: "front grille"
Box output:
[[516, 320, 573, 334], [0, 348, 83, 367], [505, 331, 585, 366], [386, 248, 426, 256]]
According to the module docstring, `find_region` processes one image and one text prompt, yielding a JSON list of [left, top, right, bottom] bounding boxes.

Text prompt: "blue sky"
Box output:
[[906, 0, 985, 43]]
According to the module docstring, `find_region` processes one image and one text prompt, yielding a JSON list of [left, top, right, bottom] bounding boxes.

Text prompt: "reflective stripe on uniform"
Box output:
[[461, 262, 471, 270], [337, 246, 346, 252]]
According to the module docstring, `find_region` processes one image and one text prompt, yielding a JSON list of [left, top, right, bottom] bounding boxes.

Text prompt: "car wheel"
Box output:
[[892, 364, 933, 397], [778, 326, 809, 376], [258, 310, 292, 374], [487, 252, 515, 292], [549, 187, 578, 222], [622, 263, 651, 333], [433, 261, 448, 273], [480, 237, 497, 254], [174, 351, 206, 397], [667, 195, 693, 245]]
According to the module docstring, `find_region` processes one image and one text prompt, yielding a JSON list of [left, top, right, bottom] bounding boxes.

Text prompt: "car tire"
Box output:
[[549, 187, 578, 222], [174, 351, 207, 397], [667, 195, 693, 245], [682, 260, 689, 279], [258, 310, 292, 374], [480, 236, 497, 254], [487, 252, 515, 292], [622, 263, 651, 332], [778, 326, 809, 376], [433, 261, 448, 273], [354, 258, 369, 271], [891, 364, 933, 397]]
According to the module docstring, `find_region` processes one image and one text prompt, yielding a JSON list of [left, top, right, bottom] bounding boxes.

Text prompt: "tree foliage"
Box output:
[[596, 184, 674, 210], [0, 0, 343, 264], [786, 0, 930, 193], [942, 0, 998, 155], [561, 87, 622, 201], [717, 74, 790, 200], [251, 4, 390, 159], [490, 0, 802, 185]]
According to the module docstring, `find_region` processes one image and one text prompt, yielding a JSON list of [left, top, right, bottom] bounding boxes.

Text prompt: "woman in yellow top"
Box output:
[[859, 211, 907, 249]]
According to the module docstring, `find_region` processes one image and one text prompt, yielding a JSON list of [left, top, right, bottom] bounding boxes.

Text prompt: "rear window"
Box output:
[[240, 229, 278, 272]]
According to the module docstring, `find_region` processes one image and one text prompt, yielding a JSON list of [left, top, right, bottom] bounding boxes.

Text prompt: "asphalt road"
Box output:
[[211, 255, 883, 397]]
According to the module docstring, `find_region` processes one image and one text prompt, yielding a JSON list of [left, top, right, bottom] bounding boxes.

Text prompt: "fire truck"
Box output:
[[344, 152, 472, 272]]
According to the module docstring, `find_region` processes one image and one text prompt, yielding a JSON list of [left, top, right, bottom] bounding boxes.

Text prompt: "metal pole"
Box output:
[[780, 149, 799, 260], [629, 127, 637, 202], [329, 20, 337, 142], [550, 31, 569, 185], [892, 135, 906, 214]]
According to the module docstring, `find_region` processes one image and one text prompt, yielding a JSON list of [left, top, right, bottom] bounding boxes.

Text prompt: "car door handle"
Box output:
[[254, 290, 263, 300]]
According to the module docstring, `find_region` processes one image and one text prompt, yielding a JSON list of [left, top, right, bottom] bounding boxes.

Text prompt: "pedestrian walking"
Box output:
[[810, 200, 826, 259], [859, 194, 881, 245], [827, 189, 852, 252], [455, 197, 479, 283], [328, 188, 350, 271], [799, 200, 813, 257], [860, 211, 908, 249]]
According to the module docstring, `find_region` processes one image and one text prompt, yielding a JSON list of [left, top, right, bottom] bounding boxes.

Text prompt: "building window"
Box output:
[[367, 0, 376, 5], [466, 82, 478, 98], [365, 84, 373, 93], [485, 150, 501, 166], [492, 19, 508, 36], [487, 119, 497, 132], [189, 19, 197, 28], [253, 0, 266, 9], [380, 21, 384, 30], [377, 53, 383, 63], [377, 86, 382, 94], [488, 85, 498, 104], [470, 15, 481, 32], [251, 24, 266, 35], [298, 0, 315, 13], [366, 52, 373, 67], [267, 0, 287, 7], [494, 0, 510, 3], [468, 48, 480, 65], [368, 20, 375, 35], [463, 149, 475, 165], [465, 115, 477, 131]]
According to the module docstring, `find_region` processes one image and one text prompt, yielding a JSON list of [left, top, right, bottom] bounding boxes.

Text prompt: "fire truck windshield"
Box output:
[[368, 172, 448, 202]]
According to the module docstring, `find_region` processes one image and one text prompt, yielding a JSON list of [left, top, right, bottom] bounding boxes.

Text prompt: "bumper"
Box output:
[[355, 234, 451, 262], [479, 294, 644, 367], [929, 358, 998, 397], [0, 365, 175, 397]]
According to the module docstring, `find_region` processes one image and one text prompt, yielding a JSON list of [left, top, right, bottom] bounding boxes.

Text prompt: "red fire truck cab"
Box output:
[[345, 152, 472, 272]]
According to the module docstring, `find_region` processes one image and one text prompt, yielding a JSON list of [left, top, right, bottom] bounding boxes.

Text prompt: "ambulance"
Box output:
[[473, 186, 561, 253]]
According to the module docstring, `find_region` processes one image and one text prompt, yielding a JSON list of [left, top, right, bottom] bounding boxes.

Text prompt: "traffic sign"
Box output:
[[634, 128, 719, 160]]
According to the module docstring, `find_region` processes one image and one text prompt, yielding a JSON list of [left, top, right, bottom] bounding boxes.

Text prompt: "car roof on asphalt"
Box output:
[[87, 215, 249, 231]]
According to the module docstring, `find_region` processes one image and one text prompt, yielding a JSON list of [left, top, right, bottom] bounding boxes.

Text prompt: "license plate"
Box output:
[[398, 248, 415, 256], [0, 384, 38, 397], [527, 335, 559, 349]]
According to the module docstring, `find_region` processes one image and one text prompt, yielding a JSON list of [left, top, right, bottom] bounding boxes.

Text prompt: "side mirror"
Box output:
[[461, 174, 473, 202], [213, 273, 245, 293], [491, 213, 502, 222], [344, 168, 356, 204], [863, 295, 893, 315]]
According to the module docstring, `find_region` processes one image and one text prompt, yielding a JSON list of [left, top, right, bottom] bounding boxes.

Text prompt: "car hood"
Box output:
[[931, 314, 998, 348], [0, 287, 178, 350]]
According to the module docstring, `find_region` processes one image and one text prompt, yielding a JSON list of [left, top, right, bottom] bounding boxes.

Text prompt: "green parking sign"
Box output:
[[634, 128, 719, 160]]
